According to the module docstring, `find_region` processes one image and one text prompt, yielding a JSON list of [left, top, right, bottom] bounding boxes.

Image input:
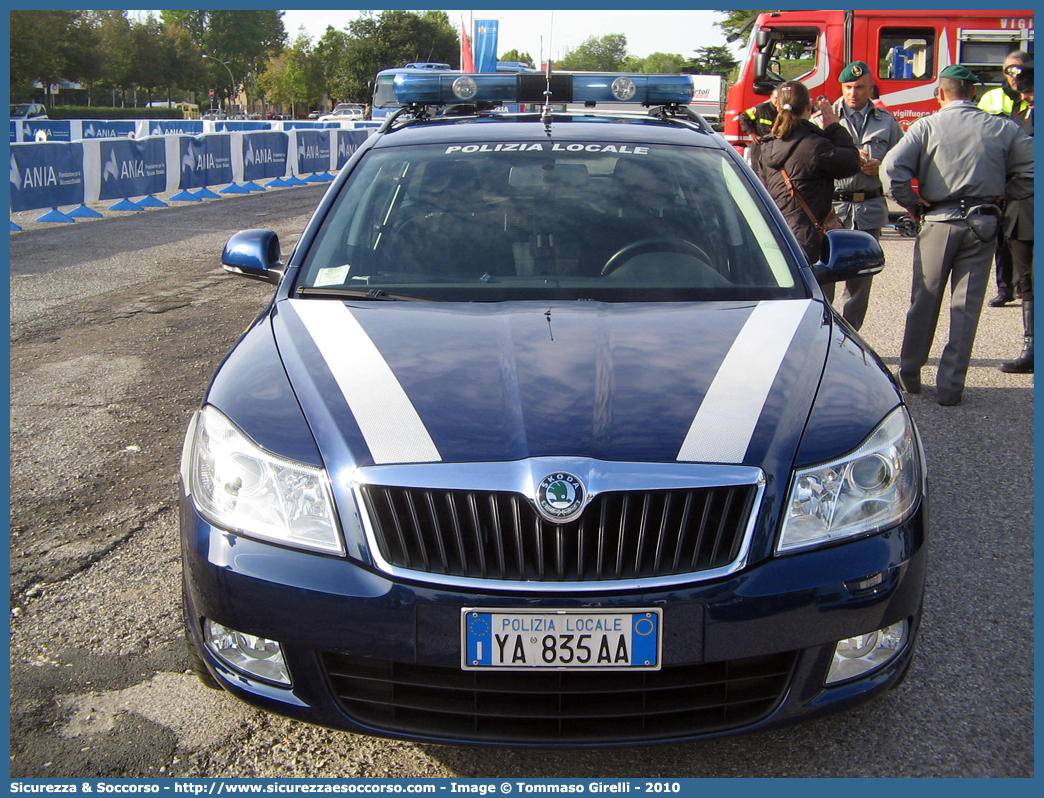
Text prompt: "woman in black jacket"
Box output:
[[759, 81, 861, 263]]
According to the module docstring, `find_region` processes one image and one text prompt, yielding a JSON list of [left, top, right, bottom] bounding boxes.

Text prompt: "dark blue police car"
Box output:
[[179, 71, 927, 746]]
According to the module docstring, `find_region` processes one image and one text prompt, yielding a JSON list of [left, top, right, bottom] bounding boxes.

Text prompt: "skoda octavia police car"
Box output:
[[180, 71, 927, 746]]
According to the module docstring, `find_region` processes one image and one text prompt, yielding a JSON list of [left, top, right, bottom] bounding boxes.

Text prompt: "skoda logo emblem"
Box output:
[[536, 472, 586, 523]]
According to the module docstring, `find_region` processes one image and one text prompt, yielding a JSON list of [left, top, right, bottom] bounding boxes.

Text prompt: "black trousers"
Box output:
[[1010, 238, 1033, 302]]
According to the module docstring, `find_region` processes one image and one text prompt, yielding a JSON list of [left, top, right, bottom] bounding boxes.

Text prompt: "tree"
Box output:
[[258, 30, 323, 116], [557, 34, 630, 71], [337, 10, 460, 104], [687, 45, 740, 77], [9, 10, 83, 104], [639, 53, 689, 73], [715, 10, 769, 46], [499, 48, 534, 67], [128, 14, 167, 104]]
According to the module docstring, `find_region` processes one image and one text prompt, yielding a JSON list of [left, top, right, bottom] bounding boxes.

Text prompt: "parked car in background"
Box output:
[[318, 103, 365, 122], [11, 103, 47, 120]]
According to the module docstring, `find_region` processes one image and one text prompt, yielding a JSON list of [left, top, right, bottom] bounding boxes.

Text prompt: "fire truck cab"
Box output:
[[724, 10, 1034, 153]]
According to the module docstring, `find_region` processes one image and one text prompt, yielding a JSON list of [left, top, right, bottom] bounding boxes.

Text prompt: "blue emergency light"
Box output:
[[392, 72, 695, 107]]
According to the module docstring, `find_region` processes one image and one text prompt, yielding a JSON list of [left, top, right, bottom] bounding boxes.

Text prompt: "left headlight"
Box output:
[[778, 406, 922, 554], [186, 405, 344, 555]]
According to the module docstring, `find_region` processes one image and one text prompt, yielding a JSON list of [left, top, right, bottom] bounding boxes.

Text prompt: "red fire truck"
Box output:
[[724, 10, 1034, 154]]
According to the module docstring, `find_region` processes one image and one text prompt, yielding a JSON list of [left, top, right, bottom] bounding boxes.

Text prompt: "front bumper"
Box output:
[[180, 496, 926, 747]]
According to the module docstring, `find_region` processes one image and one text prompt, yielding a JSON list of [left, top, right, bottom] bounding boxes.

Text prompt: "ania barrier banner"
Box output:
[[216, 120, 272, 132], [10, 142, 85, 212], [23, 120, 72, 142], [178, 135, 233, 189], [242, 131, 289, 182], [149, 120, 205, 136], [81, 120, 137, 139], [97, 137, 167, 200], [295, 130, 331, 175], [335, 129, 370, 170]]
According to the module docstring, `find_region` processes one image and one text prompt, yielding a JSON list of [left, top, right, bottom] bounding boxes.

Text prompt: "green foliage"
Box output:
[[557, 34, 631, 71], [45, 106, 173, 120], [638, 53, 689, 74], [686, 45, 740, 77], [337, 10, 459, 103], [499, 49, 535, 68]]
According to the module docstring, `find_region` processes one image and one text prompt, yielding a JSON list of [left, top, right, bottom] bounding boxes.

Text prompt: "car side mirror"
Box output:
[[812, 229, 885, 285], [222, 229, 284, 285]]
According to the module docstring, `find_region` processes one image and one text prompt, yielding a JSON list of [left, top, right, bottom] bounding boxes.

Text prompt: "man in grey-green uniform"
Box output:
[[827, 61, 903, 330], [882, 64, 1034, 406]]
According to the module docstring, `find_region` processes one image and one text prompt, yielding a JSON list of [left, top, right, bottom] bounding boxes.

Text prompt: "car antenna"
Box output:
[[541, 12, 555, 137]]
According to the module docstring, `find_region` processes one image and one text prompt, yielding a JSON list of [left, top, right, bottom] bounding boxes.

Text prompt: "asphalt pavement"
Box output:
[[7, 183, 1035, 778]]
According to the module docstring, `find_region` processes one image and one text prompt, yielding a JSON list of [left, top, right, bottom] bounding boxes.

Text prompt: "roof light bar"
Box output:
[[392, 72, 695, 107]]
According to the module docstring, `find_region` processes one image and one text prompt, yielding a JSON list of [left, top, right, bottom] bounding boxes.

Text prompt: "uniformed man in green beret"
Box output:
[[825, 60, 903, 331], [882, 63, 1034, 406]]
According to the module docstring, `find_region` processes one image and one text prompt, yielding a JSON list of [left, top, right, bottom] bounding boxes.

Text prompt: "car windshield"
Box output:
[[11, 104, 31, 116], [297, 139, 802, 302]]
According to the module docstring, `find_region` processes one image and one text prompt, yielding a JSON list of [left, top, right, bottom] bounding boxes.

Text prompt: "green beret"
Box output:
[[839, 61, 871, 83], [940, 64, 979, 82]]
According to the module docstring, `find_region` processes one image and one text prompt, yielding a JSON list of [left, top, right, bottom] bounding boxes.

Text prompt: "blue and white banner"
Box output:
[[97, 137, 167, 200], [178, 134, 233, 189], [242, 131, 289, 181], [24, 120, 72, 142], [296, 129, 331, 175], [80, 120, 136, 140], [216, 120, 271, 132], [335, 129, 370, 169], [149, 120, 204, 137], [10, 142, 85, 211], [474, 19, 500, 72]]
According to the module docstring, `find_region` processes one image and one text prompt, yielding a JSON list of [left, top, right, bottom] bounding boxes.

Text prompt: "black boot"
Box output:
[[1000, 299, 1033, 374]]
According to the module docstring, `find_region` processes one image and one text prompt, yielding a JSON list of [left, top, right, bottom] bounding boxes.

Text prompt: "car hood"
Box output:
[[268, 298, 832, 471]]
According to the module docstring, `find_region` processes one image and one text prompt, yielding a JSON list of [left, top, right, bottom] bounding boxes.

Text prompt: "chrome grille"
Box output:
[[321, 651, 797, 744], [359, 485, 757, 583]]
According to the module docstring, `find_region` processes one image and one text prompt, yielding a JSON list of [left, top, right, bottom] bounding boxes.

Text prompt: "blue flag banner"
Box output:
[[242, 131, 289, 181], [10, 141, 85, 212], [178, 135, 233, 189], [24, 120, 72, 142], [335, 129, 370, 169], [149, 120, 204, 137], [97, 137, 167, 200], [296, 129, 331, 175], [10, 121, 17, 143], [473, 19, 499, 72], [80, 120, 136, 139]]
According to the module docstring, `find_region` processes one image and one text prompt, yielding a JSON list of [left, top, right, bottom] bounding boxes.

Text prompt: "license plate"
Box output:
[[461, 608, 661, 671]]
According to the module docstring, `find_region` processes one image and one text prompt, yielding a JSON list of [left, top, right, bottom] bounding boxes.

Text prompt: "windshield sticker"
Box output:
[[314, 264, 351, 287], [445, 143, 649, 155]]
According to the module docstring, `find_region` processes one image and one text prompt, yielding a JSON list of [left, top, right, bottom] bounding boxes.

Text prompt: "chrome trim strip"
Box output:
[[289, 299, 441, 465], [678, 300, 811, 464], [347, 458, 766, 593]]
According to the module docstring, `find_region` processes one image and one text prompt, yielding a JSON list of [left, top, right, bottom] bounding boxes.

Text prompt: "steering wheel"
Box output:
[[601, 237, 713, 276]]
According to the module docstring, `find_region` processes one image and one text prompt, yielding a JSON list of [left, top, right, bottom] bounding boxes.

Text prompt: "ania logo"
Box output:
[[535, 472, 586, 524]]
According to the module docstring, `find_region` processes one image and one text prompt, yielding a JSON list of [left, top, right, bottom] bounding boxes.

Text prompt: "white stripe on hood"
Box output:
[[290, 299, 442, 464], [677, 300, 812, 463]]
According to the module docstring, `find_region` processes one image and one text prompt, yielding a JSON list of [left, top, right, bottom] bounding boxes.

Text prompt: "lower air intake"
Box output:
[[320, 651, 797, 744]]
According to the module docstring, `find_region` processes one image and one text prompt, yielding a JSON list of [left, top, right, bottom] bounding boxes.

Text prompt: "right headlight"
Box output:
[[186, 405, 344, 555], [777, 407, 922, 554]]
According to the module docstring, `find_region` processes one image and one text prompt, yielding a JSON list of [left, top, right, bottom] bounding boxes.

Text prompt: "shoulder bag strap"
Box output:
[[780, 167, 824, 229]]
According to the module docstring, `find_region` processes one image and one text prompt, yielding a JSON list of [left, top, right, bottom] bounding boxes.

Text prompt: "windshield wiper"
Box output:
[[295, 286, 422, 301]]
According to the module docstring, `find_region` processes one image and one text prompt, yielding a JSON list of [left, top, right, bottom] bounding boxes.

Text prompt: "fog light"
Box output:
[[826, 619, 908, 685], [204, 620, 290, 685]]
